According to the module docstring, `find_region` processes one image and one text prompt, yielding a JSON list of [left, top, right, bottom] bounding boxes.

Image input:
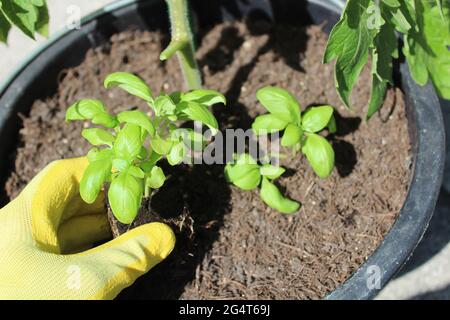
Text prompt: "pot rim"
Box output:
[[0, 0, 444, 300]]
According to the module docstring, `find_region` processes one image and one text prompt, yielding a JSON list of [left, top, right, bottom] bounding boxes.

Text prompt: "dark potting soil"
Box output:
[[4, 21, 412, 299]]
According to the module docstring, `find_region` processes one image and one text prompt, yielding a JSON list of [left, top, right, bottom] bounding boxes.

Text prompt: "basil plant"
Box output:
[[252, 86, 336, 179], [66, 72, 226, 224]]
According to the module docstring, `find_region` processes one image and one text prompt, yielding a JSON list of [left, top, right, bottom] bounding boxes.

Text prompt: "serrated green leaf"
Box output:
[[181, 89, 227, 106], [367, 76, 388, 120], [256, 87, 301, 125], [113, 123, 142, 160], [403, 1, 450, 99], [104, 72, 153, 102], [0, 10, 11, 43], [259, 165, 286, 180], [146, 166, 166, 189], [82, 128, 115, 147], [80, 159, 112, 204], [302, 133, 335, 179], [178, 101, 219, 135], [108, 171, 143, 224], [301, 105, 334, 133], [252, 114, 289, 135], [1, 0, 38, 39], [117, 110, 155, 137], [323, 0, 377, 108], [281, 124, 303, 147], [260, 178, 300, 214], [66, 99, 106, 121], [35, 0, 48, 37]]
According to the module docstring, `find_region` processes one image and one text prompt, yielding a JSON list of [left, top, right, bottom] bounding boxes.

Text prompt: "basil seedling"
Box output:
[[252, 86, 336, 179], [225, 153, 300, 214], [66, 72, 226, 224]]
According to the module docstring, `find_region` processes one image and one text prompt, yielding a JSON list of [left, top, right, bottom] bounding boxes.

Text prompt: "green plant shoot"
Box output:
[[66, 72, 226, 224], [160, 0, 202, 90], [225, 153, 300, 214], [252, 86, 336, 179]]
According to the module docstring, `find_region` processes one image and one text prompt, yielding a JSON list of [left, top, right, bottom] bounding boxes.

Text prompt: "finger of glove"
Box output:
[[29, 158, 106, 252], [58, 213, 112, 254], [74, 222, 175, 300]]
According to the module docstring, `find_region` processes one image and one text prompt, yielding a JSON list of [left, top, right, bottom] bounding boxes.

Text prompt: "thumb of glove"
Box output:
[[72, 222, 175, 300]]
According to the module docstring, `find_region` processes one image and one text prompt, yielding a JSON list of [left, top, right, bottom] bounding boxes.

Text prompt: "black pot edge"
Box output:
[[0, 0, 445, 300]]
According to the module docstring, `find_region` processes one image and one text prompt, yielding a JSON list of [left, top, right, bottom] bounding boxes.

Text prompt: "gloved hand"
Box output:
[[0, 157, 175, 300]]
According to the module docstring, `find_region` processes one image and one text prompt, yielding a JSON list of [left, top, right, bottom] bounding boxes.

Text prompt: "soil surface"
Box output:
[[4, 20, 412, 299]]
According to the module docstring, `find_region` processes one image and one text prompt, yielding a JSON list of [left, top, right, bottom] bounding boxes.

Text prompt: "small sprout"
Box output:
[[66, 72, 226, 224], [252, 86, 336, 179], [225, 154, 300, 214]]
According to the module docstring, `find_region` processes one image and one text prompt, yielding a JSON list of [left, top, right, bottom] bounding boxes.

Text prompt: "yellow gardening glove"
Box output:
[[0, 157, 175, 300]]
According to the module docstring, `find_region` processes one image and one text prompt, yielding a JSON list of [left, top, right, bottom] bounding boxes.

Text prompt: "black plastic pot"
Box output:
[[0, 0, 444, 299]]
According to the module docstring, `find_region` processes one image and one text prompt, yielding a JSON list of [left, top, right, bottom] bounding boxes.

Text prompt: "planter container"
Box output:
[[0, 0, 444, 299]]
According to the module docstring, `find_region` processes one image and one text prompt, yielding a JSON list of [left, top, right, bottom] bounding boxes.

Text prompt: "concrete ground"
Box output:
[[1, 0, 449, 300]]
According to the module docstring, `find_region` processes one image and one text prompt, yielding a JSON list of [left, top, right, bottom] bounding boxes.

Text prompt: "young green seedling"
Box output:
[[252, 86, 336, 179], [225, 153, 300, 214], [66, 71, 226, 224]]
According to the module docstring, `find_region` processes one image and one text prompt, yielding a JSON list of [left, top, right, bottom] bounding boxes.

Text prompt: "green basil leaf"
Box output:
[[91, 113, 119, 128], [117, 110, 155, 137], [150, 134, 173, 155], [146, 166, 166, 189], [87, 148, 114, 163], [252, 114, 289, 135], [167, 142, 186, 166], [154, 95, 176, 116], [66, 99, 106, 121], [302, 133, 335, 179], [108, 171, 143, 224], [141, 151, 163, 174], [301, 105, 334, 133], [171, 128, 206, 152], [281, 124, 303, 147], [178, 101, 219, 135], [224, 154, 261, 191], [113, 123, 142, 160], [104, 72, 153, 102], [82, 128, 115, 147], [112, 158, 129, 172], [260, 178, 300, 214], [181, 89, 227, 106], [256, 86, 301, 125], [128, 166, 145, 179], [327, 115, 337, 134], [259, 165, 286, 180], [80, 159, 112, 204]]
